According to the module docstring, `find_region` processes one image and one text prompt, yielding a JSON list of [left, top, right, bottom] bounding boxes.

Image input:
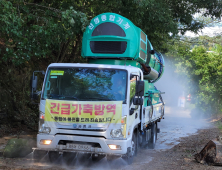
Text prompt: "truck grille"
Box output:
[[55, 133, 106, 139], [58, 140, 101, 148]]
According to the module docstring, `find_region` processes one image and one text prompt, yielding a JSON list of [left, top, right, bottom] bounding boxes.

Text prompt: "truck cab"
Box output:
[[37, 63, 142, 156]]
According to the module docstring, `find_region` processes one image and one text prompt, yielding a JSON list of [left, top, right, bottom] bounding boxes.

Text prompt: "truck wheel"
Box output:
[[156, 122, 158, 139], [148, 123, 157, 149], [48, 151, 60, 163], [122, 132, 137, 165], [91, 154, 105, 162]]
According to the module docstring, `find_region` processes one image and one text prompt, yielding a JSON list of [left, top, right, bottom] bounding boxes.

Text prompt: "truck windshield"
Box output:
[[42, 67, 127, 102]]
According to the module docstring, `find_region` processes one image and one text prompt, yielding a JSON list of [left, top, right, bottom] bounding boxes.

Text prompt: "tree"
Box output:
[[1, 0, 222, 61], [1, 0, 222, 132], [167, 36, 222, 114]]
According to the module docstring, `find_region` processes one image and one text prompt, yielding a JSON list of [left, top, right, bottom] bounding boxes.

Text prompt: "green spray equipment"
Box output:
[[81, 13, 164, 83]]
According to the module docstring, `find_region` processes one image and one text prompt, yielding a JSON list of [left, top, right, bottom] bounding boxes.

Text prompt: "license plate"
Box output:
[[66, 143, 91, 151]]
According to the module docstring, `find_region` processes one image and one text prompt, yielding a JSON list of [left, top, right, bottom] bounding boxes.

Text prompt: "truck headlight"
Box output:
[[110, 116, 127, 138], [39, 124, 51, 134], [110, 129, 123, 138], [39, 111, 51, 134]]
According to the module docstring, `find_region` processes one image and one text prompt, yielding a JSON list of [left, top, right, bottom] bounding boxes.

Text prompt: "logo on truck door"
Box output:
[[45, 99, 122, 124]]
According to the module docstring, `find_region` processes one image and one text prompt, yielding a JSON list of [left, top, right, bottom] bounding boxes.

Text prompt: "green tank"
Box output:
[[81, 12, 164, 83]]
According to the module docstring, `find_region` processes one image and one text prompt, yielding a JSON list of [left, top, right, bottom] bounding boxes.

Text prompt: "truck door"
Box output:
[[129, 73, 140, 123]]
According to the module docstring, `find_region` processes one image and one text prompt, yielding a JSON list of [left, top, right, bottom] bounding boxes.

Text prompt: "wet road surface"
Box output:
[[155, 106, 212, 151], [18, 106, 213, 170]]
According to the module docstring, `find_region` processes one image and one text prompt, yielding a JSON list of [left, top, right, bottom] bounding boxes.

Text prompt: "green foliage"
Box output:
[[0, 0, 88, 65], [1, 0, 222, 132], [167, 36, 222, 114], [0, 0, 88, 132], [216, 121, 222, 130]]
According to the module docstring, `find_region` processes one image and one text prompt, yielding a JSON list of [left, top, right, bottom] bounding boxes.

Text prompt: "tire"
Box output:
[[156, 122, 158, 139], [148, 123, 157, 149], [91, 154, 105, 162], [122, 132, 137, 165], [63, 152, 77, 165], [48, 151, 60, 163]]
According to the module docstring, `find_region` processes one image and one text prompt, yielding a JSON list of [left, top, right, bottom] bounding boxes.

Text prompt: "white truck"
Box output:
[[31, 13, 165, 164]]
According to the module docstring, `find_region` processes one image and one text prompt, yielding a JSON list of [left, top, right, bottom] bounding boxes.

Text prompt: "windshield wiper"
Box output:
[[47, 94, 63, 99], [47, 94, 79, 100], [82, 97, 112, 101], [61, 96, 79, 100]]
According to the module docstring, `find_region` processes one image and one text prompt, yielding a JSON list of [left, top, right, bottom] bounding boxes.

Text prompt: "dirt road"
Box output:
[[0, 106, 221, 170]]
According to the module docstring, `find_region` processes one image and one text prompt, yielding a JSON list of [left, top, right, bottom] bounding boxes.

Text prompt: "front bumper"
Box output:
[[36, 134, 131, 156]]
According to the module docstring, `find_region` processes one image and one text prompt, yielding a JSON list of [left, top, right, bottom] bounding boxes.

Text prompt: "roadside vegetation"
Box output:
[[167, 36, 222, 115], [0, 0, 222, 135]]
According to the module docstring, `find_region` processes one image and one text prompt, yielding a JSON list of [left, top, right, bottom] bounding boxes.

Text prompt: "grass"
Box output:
[[215, 121, 222, 130]]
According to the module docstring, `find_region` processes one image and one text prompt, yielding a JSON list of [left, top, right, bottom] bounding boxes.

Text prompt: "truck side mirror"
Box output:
[[136, 81, 144, 97], [30, 75, 38, 101], [32, 76, 38, 91], [133, 97, 143, 105], [30, 70, 45, 102]]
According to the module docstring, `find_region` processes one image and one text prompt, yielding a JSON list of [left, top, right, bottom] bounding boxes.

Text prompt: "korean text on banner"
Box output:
[[45, 99, 122, 124]]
